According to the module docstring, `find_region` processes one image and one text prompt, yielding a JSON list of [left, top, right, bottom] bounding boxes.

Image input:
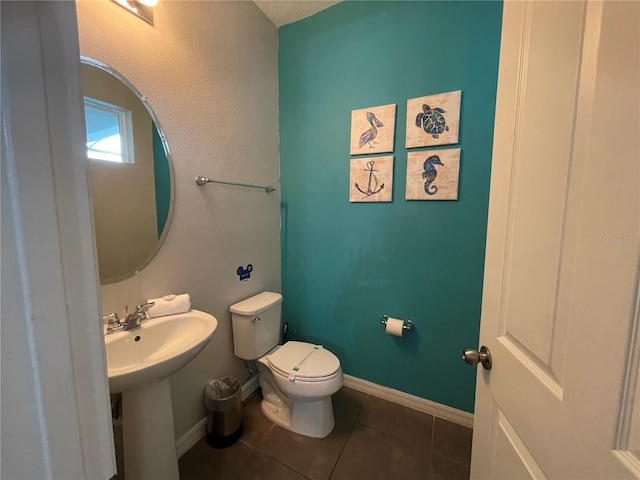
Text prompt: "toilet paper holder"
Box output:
[[380, 315, 414, 331]]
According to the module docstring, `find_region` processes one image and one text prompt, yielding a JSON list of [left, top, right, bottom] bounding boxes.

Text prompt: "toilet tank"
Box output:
[[230, 292, 283, 360]]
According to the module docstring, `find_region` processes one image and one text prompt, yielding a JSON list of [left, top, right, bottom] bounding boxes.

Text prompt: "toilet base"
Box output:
[[261, 396, 335, 438], [258, 375, 336, 438], [260, 398, 292, 430]]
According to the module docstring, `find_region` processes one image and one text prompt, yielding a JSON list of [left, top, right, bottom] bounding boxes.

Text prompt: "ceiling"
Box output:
[[253, 0, 340, 28]]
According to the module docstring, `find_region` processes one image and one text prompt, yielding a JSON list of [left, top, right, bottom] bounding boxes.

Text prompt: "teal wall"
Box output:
[[279, 1, 502, 413], [152, 122, 171, 238]]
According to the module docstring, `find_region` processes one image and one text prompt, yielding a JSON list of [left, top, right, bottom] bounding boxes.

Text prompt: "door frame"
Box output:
[[1, 2, 115, 478]]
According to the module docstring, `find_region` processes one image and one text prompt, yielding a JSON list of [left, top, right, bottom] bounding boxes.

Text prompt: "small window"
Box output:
[[84, 97, 134, 163]]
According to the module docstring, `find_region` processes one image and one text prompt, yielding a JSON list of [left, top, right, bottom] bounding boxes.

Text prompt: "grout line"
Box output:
[[431, 415, 436, 451], [353, 392, 368, 424], [327, 414, 359, 479], [243, 435, 314, 480], [430, 451, 473, 468], [430, 416, 472, 467], [428, 415, 436, 477], [265, 423, 275, 436], [354, 393, 436, 448], [247, 422, 314, 480]]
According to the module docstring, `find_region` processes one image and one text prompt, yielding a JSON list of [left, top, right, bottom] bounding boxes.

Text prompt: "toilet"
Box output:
[[230, 292, 343, 438]]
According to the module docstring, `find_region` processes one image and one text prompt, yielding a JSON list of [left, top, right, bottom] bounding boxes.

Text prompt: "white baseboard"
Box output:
[[176, 374, 261, 458], [176, 418, 206, 458], [343, 374, 474, 428], [240, 373, 261, 401]]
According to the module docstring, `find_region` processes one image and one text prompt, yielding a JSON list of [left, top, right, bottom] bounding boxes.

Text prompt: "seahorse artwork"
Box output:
[[405, 149, 459, 201], [422, 155, 444, 195]]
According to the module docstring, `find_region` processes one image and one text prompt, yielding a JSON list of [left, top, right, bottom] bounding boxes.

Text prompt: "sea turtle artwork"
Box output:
[[415, 104, 449, 139], [359, 112, 384, 149], [422, 155, 444, 195], [406, 91, 460, 148]]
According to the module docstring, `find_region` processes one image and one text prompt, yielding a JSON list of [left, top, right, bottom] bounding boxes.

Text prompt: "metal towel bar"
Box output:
[[195, 176, 276, 193]]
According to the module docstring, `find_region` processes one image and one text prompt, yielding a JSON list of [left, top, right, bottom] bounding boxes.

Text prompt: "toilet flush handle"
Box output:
[[252, 316, 261, 324]]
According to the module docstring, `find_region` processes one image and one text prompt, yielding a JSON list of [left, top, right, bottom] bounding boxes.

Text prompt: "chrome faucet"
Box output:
[[122, 302, 155, 331], [103, 302, 155, 333]]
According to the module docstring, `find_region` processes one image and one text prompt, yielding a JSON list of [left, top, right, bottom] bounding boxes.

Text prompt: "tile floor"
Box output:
[[178, 387, 472, 480]]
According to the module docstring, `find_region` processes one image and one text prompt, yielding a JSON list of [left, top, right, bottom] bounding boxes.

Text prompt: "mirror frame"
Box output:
[[81, 56, 175, 284]]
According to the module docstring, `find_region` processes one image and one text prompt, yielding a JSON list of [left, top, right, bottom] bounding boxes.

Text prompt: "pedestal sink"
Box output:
[[105, 310, 218, 480]]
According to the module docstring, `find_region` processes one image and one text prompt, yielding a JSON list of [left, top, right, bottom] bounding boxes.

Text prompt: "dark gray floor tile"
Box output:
[[243, 448, 310, 480], [357, 395, 434, 448], [331, 424, 430, 480], [241, 391, 275, 447], [429, 453, 470, 480], [178, 388, 470, 480], [256, 412, 355, 480], [332, 387, 367, 420], [179, 437, 252, 480], [179, 437, 307, 480], [431, 418, 473, 465]]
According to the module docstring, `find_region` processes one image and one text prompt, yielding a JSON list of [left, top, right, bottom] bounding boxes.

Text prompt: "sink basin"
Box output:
[[105, 309, 218, 393]]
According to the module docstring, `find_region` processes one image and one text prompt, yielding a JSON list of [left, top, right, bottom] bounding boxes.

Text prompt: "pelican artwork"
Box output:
[[359, 112, 384, 149]]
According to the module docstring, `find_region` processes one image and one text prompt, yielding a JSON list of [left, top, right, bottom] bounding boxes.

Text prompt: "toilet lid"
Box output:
[[268, 341, 340, 380]]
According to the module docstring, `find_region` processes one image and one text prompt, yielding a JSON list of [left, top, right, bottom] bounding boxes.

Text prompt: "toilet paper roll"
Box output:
[[385, 317, 405, 337]]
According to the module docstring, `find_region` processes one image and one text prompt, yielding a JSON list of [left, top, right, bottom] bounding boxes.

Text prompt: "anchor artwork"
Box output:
[[350, 156, 394, 202], [405, 148, 461, 200], [350, 104, 396, 155], [406, 90, 461, 148]]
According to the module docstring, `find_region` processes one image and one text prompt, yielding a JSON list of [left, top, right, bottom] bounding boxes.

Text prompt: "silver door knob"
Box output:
[[462, 346, 492, 370]]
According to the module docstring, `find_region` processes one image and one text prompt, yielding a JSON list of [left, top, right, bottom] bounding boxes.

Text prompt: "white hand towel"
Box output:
[[147, 293, 191, 318]]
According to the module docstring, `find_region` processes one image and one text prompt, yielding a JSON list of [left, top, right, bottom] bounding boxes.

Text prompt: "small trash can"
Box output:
[[205, 376, 243, 448]]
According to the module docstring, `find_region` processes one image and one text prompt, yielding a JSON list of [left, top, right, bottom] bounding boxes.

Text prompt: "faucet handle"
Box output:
[[136, 302, 155, 312], [104, 313, 123, 332], [103, 312, 120, 325]]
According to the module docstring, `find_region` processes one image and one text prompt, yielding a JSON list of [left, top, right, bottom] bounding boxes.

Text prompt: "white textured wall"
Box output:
[[77, 0, 280, 439]]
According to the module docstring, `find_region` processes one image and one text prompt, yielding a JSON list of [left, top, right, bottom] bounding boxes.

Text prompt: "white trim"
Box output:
[[1, 3, 114, 479], [343, 374, 474, 428], [176, 418, 207, 459], [176, 374, 261, 458], [240, 373, 261, 401], [611, 451, 640, 479]]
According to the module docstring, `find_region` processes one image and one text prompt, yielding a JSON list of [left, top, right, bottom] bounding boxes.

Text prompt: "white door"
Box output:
[[469, 1, 640, 479]]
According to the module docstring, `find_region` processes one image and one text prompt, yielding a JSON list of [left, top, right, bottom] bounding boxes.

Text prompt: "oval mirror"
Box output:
[[81, 57, 174, 284]]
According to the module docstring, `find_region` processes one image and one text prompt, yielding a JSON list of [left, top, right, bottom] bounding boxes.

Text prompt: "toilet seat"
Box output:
[[267, 341, 340, 382]]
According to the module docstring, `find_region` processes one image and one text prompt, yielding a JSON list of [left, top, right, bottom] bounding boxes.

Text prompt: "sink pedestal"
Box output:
[[122, 378, 179, 480], [106, 310, 218, 479]]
